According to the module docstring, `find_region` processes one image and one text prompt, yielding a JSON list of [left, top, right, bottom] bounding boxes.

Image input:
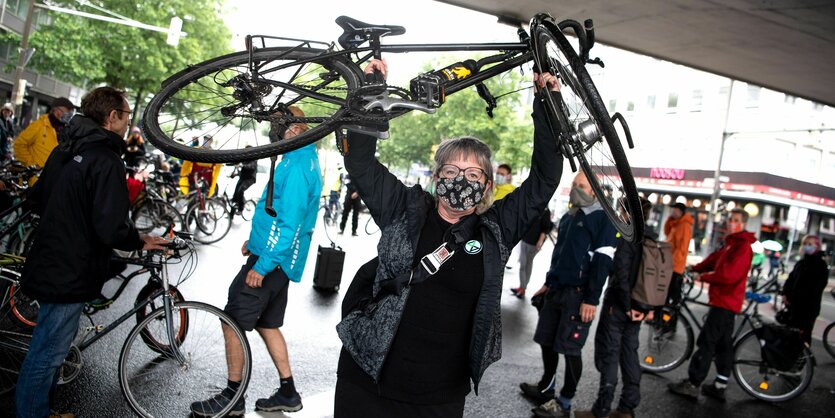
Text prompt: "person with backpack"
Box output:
[[668, 208, 755, 402], [574, 198, 668, 418]]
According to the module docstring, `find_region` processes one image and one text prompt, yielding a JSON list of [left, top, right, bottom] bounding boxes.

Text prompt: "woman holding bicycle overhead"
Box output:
[[334, 59, 563, 417]]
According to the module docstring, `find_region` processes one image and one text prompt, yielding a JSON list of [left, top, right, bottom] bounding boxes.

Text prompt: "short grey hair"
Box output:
[[432, 136, 494, 214]]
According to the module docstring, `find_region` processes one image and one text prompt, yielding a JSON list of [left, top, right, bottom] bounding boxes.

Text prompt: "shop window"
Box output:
[[667, 93, 678, 112]]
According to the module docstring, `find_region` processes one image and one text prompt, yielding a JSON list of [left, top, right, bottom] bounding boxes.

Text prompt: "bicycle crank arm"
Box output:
[[362, 95, 436, 114]]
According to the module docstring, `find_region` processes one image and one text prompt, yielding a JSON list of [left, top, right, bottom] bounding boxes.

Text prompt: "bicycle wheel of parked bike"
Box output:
[[822, 321, 835, 359], [143, 47, 362, 164], [134, 282, 188, 355], [185, 199, 232, 245], [132, 199, 185, 236], [0, 327, 30, 395], [239, 199, 257, 221], [8, 283, 38, 328], [638, 311, 694, 373], [733, 329, 813, 402], [119, 301, 251, 418], [530, 18, 642, 242]]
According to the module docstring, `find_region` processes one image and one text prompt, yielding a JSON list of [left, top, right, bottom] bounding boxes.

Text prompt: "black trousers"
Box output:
[[592, 303, 641, 417], [340, 196, 361, 233], [334, 377, 465, 418], [688, 306, 735, 385], [232, 177, 255, 209]]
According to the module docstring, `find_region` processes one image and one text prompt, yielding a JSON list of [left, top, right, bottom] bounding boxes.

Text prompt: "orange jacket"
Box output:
[[664, 212, 694, 274]]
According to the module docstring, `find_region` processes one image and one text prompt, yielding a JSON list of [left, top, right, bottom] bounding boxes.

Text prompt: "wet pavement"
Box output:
[[1, 211, 834, 417]]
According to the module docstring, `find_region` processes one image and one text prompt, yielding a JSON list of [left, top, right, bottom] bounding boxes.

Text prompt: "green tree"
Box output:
[[379, 57, 535, 173], [2, 0, 232, 124]]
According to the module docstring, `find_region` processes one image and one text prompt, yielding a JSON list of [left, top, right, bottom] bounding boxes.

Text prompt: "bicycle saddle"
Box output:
[[336, 16, 405, 49]]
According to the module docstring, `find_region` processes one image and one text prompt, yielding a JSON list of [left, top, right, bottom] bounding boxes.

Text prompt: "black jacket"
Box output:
[[337, 96, 562, 394], [782, 251, 829, 322], [604, 229, 660, 313], [22, 115, 143, 303]]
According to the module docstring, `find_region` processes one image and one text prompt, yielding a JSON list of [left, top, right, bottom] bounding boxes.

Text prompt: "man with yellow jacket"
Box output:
[[664, 202, 694, 305], [179, 136, 222, 196], [14, 97, 76, 170]]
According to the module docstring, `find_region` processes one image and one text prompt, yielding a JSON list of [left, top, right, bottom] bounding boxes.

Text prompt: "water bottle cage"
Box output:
[[409, 73, 445, 108]]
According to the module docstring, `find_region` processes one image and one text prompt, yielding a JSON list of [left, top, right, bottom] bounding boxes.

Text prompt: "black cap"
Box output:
[[669, 202, 687, 212], [51, 97, 77, 110]]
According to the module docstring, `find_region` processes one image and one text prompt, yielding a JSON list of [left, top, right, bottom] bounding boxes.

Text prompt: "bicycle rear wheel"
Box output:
[[239, 199, 257, 221], [531, 18, 642, 242], [119, 301, 251, 418], [733, 329, 813, 402], [143, 47, 362, 164], [0, 328, 30, 396], [824, 321, 835, 359], [132, 199, 185, 236], [638, 310, 694, 373]]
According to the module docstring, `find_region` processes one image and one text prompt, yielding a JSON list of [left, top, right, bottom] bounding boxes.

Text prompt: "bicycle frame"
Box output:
[[678, 281, 762, 343]]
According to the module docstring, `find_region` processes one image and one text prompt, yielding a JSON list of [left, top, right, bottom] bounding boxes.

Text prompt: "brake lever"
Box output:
[[586, 57, 605, 68]]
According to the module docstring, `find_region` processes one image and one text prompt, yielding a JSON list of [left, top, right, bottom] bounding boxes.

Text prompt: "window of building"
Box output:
[[784, 94, 796, 104], [4, 0, 27, 18], [746, 84, 761, 108], [626, 100, 635, 112], [608, 99, 617, 113], [691, 89, 703, 111], [667, 92, 678, 111], [646, 95, 656, 109]]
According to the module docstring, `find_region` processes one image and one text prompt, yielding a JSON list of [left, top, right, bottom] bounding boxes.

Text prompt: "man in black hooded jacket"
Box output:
[[16, 87, 167, 418]]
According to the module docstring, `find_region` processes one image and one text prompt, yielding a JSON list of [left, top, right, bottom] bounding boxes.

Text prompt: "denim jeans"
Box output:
[[16, 302, 85, 418]]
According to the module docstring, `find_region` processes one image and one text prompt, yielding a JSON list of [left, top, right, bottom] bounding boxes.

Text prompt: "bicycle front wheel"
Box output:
[[143, 48, 362, 164], [531, 17, 642, 242], [638, 310, 694, 373], [733, 329, 814, 402], [119, 301, 251, 418], [134, 282, 188, 354], [0, 328, 30, 396], [185, 199, 232, 245]]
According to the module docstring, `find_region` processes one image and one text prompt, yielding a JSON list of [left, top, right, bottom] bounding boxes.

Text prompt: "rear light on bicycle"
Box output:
[[662, 313, 671, 322], [759, 381, 769, 391], [644, 356, 654, 364]]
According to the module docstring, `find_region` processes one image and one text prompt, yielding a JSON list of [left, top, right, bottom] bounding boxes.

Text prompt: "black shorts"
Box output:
[[224, 255, 290, 331], [533, 286, 592, 356]]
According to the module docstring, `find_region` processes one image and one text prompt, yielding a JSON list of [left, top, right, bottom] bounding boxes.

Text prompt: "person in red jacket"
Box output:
[[668, 208, 755, 402]]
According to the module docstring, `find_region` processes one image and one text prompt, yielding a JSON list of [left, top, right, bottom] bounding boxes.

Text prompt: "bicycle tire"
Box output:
[[239, 199, 257, 221], [530, 17, 642, 242], [6, 223, 36, 257], [143, 47, 362, 164], [134, 282, 188, 355], [732, 329, 813, 402], [638, 310, 694, 373], [0, 328, 30, 395], [132, 199, 185, 236], [823, 321, 835, 359], [9, 283, 38, 328], [185, 199, 232, 245], [119, 301, 252, 418]]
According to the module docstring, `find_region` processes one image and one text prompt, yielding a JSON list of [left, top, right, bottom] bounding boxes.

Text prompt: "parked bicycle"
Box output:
[[638, 273, 814, 402], [822, 288, 835, 359], [0, 233, 252, 417], [141, 13, 643, 242]]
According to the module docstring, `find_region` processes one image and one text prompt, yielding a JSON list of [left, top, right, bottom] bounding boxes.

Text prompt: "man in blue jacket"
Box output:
[[191, 106, 322, 416], [526, 171, 618, 418]]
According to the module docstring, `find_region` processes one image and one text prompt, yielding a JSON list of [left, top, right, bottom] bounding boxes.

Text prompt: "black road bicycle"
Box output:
[[141, 13, 643, 242]]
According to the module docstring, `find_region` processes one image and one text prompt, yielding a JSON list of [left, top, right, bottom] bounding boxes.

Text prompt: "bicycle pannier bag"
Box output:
[[631, 238, 674, 307], [755, 323, 804, 372], [313, 245, 345, 292]]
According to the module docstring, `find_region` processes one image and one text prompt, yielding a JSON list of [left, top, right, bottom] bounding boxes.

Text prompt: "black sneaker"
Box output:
[[351, 231, 358, 236], [701, 383, 727, 402], [255, 388, 303, 412], [190, 388, 245, 417], [520, 382, 555, 404], [668, 379, 699, 400]]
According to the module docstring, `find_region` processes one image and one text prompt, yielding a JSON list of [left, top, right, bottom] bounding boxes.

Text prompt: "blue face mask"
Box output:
[[803, 245, 817, 255], [59, 110, 75, 124]]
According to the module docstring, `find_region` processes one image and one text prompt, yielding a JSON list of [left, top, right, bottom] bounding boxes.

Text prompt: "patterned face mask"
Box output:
[[436, 175, 485, 211]]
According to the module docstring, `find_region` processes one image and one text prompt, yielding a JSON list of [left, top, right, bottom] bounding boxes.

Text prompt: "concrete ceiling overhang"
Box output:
[[437, 0, 835, 107]]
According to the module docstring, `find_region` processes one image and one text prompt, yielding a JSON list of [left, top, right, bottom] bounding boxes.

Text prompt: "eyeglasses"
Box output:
[[438, 164, 486, 182], [115, 109, 131, 116]]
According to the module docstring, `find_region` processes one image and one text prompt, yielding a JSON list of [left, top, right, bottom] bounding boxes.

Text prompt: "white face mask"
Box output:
[[495, 174, 507, 185], [803, 244, 817, 255]]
